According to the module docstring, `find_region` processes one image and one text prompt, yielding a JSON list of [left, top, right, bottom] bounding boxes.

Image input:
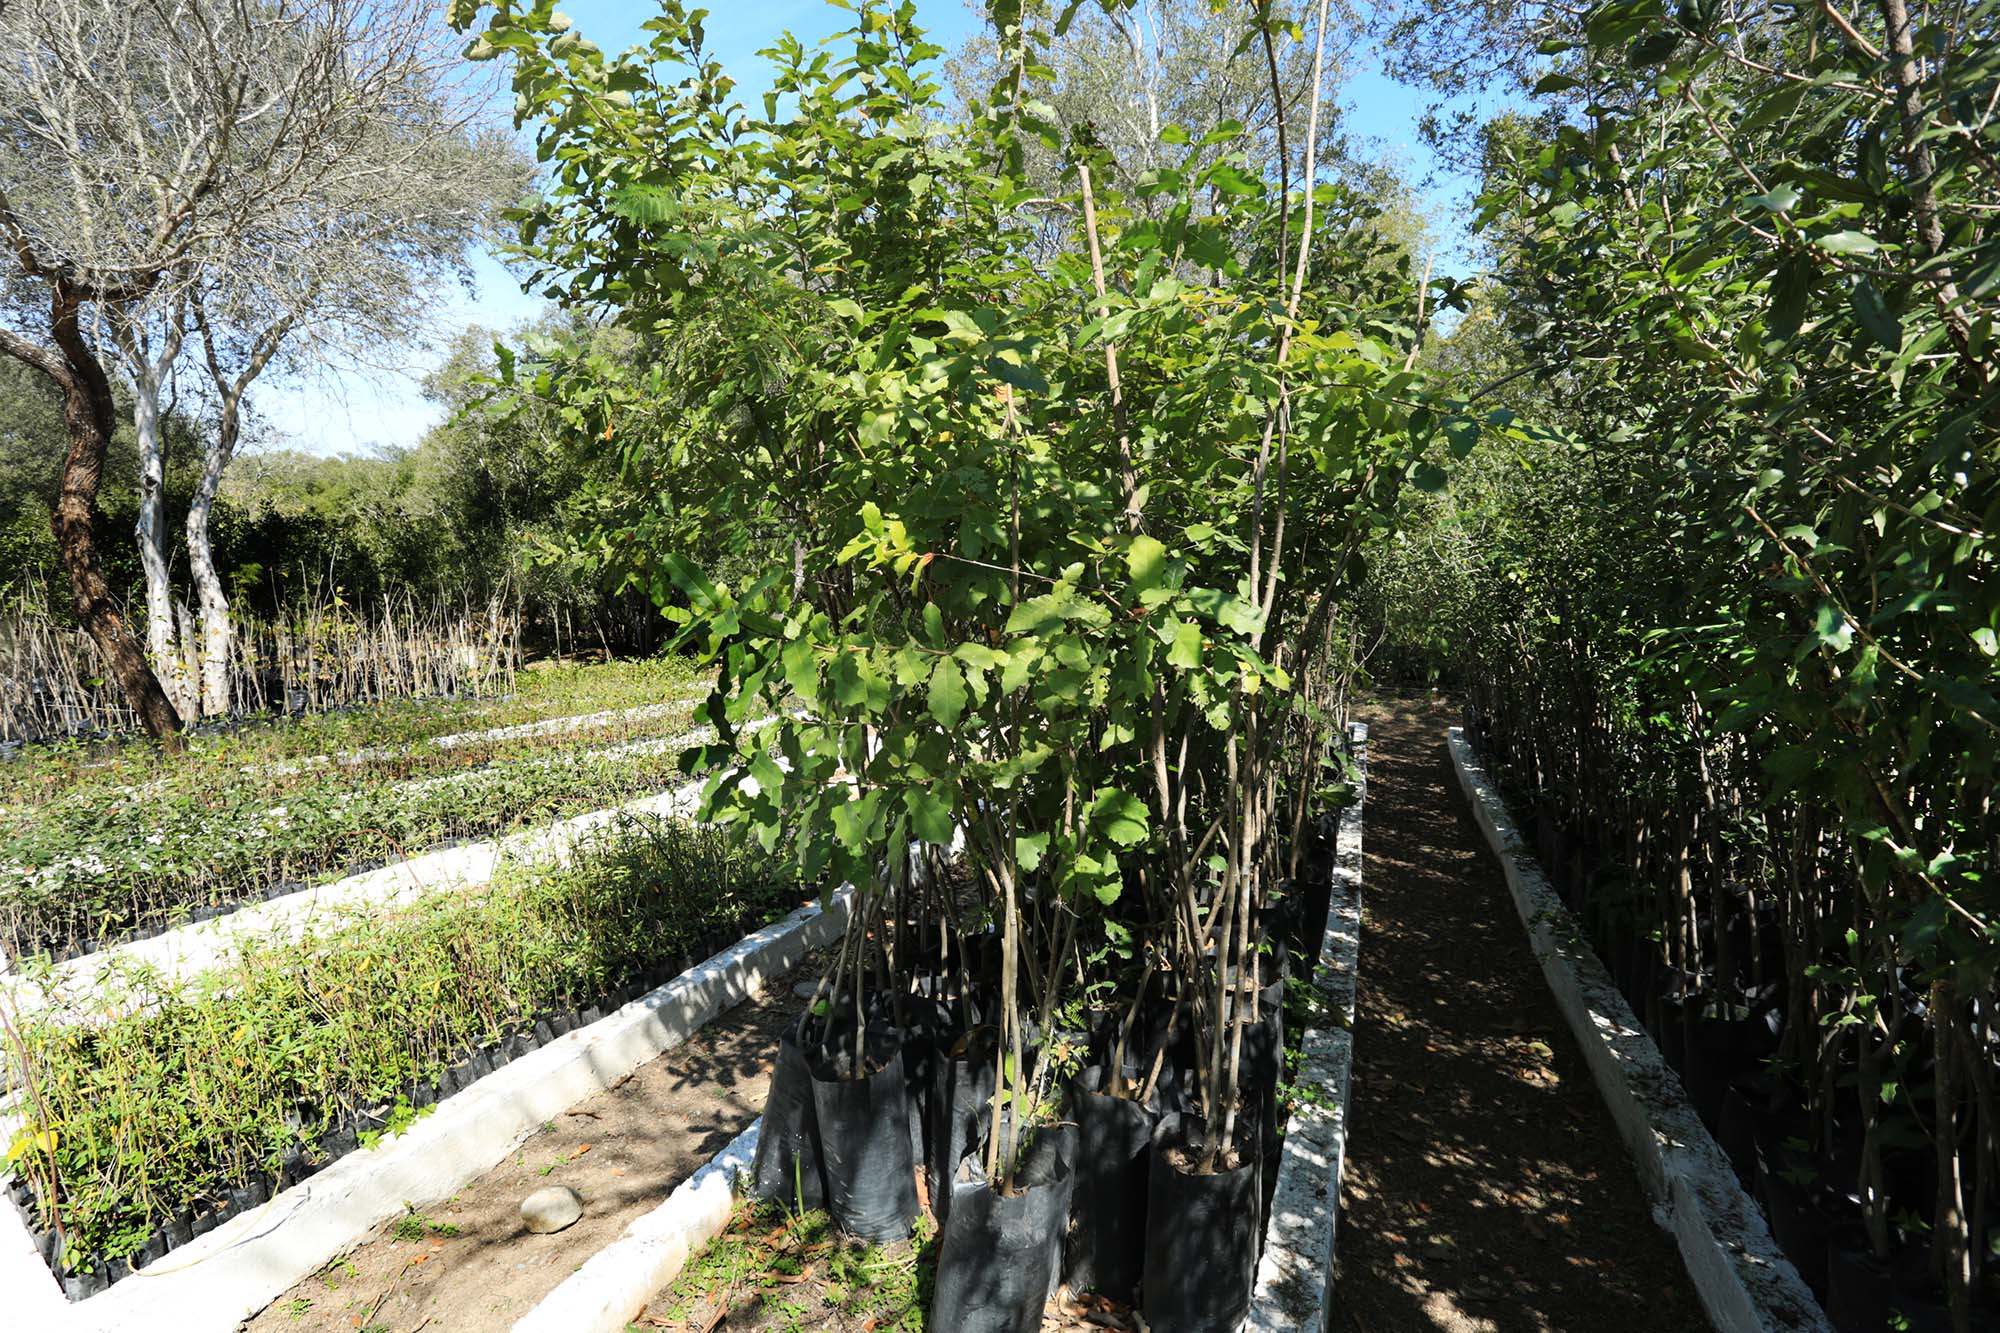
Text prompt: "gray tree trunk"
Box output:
[[186, 407, 238, 718]]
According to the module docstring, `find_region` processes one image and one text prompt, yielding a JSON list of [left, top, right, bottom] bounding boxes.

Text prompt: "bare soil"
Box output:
[[1334, 696, 1708, 1332], [243, 967, 807, 1333]]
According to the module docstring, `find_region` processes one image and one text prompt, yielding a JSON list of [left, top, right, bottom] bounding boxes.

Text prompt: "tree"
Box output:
[[175, 113, 524, 717], [945, 0, 1362, 225], [0, 0, 518, 736], [460, 0, 1471, 1226]]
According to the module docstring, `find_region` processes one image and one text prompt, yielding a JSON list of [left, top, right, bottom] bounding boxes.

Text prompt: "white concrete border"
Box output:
[[0, 884, 852, 1332], [1447, 726, 1830, 1333], [1244, 721, 1367, 1333], [512, 1120, 763, 1333]]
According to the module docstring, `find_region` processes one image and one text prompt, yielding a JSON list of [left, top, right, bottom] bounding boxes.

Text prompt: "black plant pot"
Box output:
[[1756, 1151, 1833, 1300], [750, 1014, 829, 1213], [1142, 1112, 1262, 1333], [927, 1027, 998, 1229], [808, 1027, 919, 1243], [1064, 1066, 1157, 1302], [1715, 1081, 1766, 1186], [1824, 1227, 1892, 1333], [931, 1120, 1074, 1333]]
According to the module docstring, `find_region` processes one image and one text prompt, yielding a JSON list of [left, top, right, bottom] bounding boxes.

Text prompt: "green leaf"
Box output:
[[904, 788, 955, 844], [1126, 535, 1169, 593], [1748, 183, 1802, 214], [1015, 830, 1049, 872], [1206, 162, 1262, 197], [1767, 252, 1813, 340], [928, 655, 968, 729], [1816, 230, 1881, 256], [1089, 787, 1150, 846], [1411, 460, 1449, 493], [1166, 617, 1203, 669], [1850, 278, 1901, 349], [1627, 30, 1680, 65]]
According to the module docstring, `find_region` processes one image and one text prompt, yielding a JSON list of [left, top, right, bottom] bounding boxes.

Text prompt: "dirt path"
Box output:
[[1335, 697, 1707, 1333], [244, 969, 806, 1333]]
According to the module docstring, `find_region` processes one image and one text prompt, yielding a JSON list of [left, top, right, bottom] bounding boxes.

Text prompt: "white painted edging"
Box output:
[[1447, 727, 1830, 1333], [513, 1120, 764, 1333], [1245, 720, 1367, 1333], [4, 885, 853, 1333]]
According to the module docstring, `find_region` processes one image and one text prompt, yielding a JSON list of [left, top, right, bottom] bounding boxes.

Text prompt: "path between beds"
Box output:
[[1334, 697, 1707, 1333]]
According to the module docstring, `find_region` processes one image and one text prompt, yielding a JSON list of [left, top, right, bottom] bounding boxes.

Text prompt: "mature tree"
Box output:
[[169, 94, 524, 717], [0, 0, 518, 736], [947, 0, 1361, 206]]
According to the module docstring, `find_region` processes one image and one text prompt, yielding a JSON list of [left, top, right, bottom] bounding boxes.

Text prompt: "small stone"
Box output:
[[520, 1185, 583, 1234]]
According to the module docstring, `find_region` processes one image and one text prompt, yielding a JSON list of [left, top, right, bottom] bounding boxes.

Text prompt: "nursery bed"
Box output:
[[569, 729, 1374, 1333], [1, 722, 704, 961], [0, 657, 708, 807], [0, 875, 851, 1332], [242, 958, 815, 1333], [1447, 718, 1829, 1333]]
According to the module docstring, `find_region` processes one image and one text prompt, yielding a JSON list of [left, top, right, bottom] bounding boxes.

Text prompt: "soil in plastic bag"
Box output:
[[1142, 1111, 1262, 1333], [1063, 1065, 1158, 1301], [750, 1013, 828, 1211], [931, 1118, 1073, 1333], [808, 1023, 919, 1243]]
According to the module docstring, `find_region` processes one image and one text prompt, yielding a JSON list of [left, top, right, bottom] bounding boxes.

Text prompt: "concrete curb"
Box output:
[[1245, 720, 1367, 1333], [1447, 726, 1831, 1333], [2, 885, 852, 1332], [512, 1120, 764, 1333]]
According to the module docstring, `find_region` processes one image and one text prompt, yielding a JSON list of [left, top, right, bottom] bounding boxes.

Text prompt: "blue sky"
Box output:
[[256, 1, 1486, 457]]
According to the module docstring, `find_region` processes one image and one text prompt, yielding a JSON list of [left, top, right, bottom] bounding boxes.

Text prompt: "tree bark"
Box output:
[[0, 284, 184, 746], [119, 319, 196, 722], [187, 404, 238, 718]]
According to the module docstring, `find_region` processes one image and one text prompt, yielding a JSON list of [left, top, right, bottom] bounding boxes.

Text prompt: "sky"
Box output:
[[255, 1, 1488, 458]]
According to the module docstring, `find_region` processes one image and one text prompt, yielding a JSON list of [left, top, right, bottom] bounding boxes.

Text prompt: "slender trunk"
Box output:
[[187, 407, 239, 718], [129, 363, 197, 721], [114, 307, 193, 721], [1933, 978, 1973, 1333], [2, 288, 183, 746]]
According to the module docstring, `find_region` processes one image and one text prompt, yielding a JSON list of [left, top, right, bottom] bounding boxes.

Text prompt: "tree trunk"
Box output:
[[130, 359, 195, 721], [187, 409, 238, 719], [116, 310, 195, 722], [2, 286, 185, 746]]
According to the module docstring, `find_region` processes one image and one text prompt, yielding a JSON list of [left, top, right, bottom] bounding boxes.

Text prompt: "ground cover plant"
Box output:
[[0, 701, 712, 961], [2, 812, 806, 1284], [651, 1200, 936, 1333]]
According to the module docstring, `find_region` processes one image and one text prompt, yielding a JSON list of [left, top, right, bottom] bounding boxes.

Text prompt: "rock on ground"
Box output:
[[521, 1186, 584, 1234]]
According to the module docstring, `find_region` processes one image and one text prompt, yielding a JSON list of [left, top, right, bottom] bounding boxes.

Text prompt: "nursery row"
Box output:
[[714, 789, 1347, 1333], [0, 655, 705, 807], [0, 709, 709, 961], [1464, 692, 1997, 1333], [0, 811, 806, 1295]]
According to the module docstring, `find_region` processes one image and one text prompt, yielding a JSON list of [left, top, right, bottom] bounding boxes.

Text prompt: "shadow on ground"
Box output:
[[1333, 695, 1706, 1333]]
